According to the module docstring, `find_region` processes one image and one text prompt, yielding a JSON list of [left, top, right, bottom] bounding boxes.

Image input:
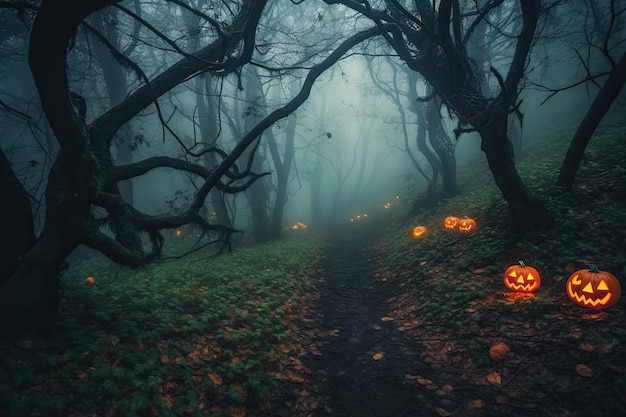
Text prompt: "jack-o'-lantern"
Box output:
[[412, 226, 427, 238], [444, 216, 459, 229], [458, 218, 476, 232], [566, 264, 621, 310], [503, 261, 541, 293], [86, 277, 96, 286]]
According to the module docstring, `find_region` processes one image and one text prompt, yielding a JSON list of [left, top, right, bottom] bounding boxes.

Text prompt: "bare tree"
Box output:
[[0, 0, 384, 336], [555, 0, 626, 186], [323, 0, 554, 232]]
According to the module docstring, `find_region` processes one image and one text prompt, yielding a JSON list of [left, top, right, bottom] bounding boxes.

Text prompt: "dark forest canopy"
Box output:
[[0, 0, 624, 335]]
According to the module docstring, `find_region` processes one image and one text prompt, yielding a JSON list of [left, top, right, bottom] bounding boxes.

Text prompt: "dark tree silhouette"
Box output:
[[324, 0, 554, 232], [0, 0, 383, 336]]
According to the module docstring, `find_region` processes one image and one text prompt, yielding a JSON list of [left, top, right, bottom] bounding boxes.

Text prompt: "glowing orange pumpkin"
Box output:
[[412, 226, 427, 238], [86, 277, 96, 286], [458, 218, 476, 232], [443, 216, 459, 229], [503, 261, 541, 293], [566, 264, 621, 310]]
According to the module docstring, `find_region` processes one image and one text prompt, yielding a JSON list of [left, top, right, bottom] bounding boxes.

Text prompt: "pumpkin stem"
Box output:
[[588, 264, 599, 273], [518, 260, 526, 268]]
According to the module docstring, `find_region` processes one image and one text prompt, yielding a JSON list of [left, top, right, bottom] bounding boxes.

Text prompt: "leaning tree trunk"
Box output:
[[267, 115, 296, 240], [0, 156, 83, 336], [0, 149, 36, 289], [557, 52, 626, 187], [479, 118, 554, 233], [426, 99, 457, 197]]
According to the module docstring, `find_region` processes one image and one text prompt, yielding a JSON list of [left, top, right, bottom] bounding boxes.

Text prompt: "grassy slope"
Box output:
[[375, 105, 626, 416], [0, 230, 324, 417]]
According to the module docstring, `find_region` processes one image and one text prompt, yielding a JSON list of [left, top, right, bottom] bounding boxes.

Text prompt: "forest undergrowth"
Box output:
[[1, 107, 625, 417], [367, 107, 626, 416]]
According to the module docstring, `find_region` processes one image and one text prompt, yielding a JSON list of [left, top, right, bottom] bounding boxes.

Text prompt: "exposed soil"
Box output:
[[271, 220, 441, 417], [305, 221, 439, 416]]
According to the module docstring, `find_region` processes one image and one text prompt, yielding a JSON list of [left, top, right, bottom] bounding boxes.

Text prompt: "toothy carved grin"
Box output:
[[505, 280, 538, 292], [567, 281, 612, 307]]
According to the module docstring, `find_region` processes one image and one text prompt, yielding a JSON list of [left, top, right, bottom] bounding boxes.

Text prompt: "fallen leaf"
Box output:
[[435, 406, 454, 416], [229, 405, 246, 417], [381, 316, 394, 322], [160, 355, 170, 364], [76, 370, 87, 380], [467, 399, 485, 409], [436, 383, 453, 396], [372, 352, 384, 360], [328, 329, 340, 336], [579, 343, 594, 352], [576, 364, 593, 377], [284, 369, 305, 382], [372, 324, 382, 330], [208, 405, 221, 413], [486, 372, 501, 386], [160, 395, 174, 405], [208, 373, 222, 386], [417, 377, 432, 386], [489, 342, 510, 362]]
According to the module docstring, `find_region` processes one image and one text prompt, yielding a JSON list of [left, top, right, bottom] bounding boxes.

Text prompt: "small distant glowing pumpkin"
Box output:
[[458, 218, 476, 232], [384, 203, 391, 209], [86, 277, 96, 286], [503, 261, 541, 293], [412, 226, 427, 238], [174, 229, 183, 237], [291, 222, 307, 230], [443, 216, 459, 229], [566, 264, 621, 310]]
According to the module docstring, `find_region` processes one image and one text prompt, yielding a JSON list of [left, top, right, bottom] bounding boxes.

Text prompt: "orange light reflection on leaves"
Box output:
[[504, 292, 537, 303]]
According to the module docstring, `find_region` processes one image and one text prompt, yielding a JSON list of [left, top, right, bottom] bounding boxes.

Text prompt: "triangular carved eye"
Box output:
[[527, 272, 535, 281], [509, 271, 517, 277], [597, 280, 609, 291], [583, 283, 594, 293]]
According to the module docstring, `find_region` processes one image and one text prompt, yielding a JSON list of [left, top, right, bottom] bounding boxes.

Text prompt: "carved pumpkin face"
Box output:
[[412, 226, 427, 238], [503, 261, 541, 293], [458, 218, 476, 232], [444, 216, 459, 229], [566, 265, 621, 310]]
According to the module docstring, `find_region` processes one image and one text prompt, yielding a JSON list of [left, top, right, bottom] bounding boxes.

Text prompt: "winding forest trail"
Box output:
[[296, 221, 439, 417]]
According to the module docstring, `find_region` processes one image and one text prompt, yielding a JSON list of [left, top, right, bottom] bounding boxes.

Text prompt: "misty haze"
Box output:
[[1, 1, 625, 416]]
